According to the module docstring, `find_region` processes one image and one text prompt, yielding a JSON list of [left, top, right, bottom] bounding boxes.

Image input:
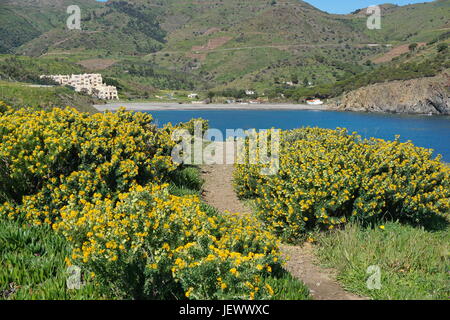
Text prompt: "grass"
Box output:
[[0, 219, 102, 300], [267, 270, 311, 300], [314, 222, 449, 300], [0, 80, 98, 113]]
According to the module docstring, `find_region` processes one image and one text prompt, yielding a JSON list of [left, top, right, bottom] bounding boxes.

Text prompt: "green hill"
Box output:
[[0, 80, 99, 113], [3, 0, 166, 56], [144, 0, 449, 89], [276, 36, 450, 101], [348, 0, 450, 43], [0, 0, 448, 97], [0, 0, 103, 54]]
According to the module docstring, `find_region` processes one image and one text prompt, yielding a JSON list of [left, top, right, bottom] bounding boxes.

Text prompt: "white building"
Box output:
[[93, 85, 119, 100], [188, 93, 199, 99], [40, 73, 118, 100], [245, 90, 255, 96]]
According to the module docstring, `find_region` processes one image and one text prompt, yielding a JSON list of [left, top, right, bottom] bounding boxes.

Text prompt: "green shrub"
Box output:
[[437, 43, 448, 53]]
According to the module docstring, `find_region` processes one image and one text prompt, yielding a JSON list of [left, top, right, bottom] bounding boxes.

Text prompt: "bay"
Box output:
[[143, 110, 450, 161]]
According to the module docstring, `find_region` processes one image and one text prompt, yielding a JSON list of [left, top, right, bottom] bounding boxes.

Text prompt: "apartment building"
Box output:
[[40, 73, 119, 100]]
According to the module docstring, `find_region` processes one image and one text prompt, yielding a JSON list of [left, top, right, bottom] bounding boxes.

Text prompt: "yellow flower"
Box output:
[[265, 284, 274, 295], [185, 287, 194, 298]]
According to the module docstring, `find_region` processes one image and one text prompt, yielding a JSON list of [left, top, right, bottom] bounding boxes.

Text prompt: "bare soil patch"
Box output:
[[203, 27, 221, 36], [192, 36, 233, 52], [186, 52, 207, 62], [372, 43, 426, 64], [77, 59, 117, 71]]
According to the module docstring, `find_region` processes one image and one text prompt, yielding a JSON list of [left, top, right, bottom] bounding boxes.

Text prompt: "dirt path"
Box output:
[[201, 165, 248, 214], [200, 146, 367, 300], [279, 244, 367, 300]]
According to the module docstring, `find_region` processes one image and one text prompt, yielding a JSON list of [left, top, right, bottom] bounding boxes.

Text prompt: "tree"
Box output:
[[291, 74, 299, 84], [408, 43, 418, 51], [437, 43, 448, 53], [207, 91, 215, 100], [303, 77, 309, 87]]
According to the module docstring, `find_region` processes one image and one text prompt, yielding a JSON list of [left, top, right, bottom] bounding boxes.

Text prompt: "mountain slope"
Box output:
[[143, 0, 386, 88], [9, 0, 167, 56], [1, 0, 448, 93], [273, 36, 450, 102], [0, 0, 102, 54], [348, 0, 450, 43]]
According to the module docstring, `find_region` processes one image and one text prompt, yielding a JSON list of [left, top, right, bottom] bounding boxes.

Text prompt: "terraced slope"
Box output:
[[4, 0, 166, 56], [1, 0, 449, 92], [349, 0, 450, 43]]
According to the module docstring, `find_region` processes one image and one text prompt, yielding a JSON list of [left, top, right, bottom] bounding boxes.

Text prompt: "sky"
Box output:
[[303, 0, 435, 14], [95, 0, 435, 14]]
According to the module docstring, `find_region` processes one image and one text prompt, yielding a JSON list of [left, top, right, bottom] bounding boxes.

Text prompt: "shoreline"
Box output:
[[94, 102, 335, 112], [93, 102, 450, 117]]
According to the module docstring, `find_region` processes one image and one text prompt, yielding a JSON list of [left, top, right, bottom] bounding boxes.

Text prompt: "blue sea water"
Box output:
[[143, 110, 450, 161]]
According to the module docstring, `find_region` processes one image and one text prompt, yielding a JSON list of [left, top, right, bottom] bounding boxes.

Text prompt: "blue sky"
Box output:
[[95, 0, 435, 14], [303, 0, 435, 14]]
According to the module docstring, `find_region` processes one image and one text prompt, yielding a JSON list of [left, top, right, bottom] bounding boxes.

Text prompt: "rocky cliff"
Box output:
[[337, 72, 450, 115]]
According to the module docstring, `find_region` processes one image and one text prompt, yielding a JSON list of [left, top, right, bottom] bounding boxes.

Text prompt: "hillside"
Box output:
[[274, 36, 450, 102], [337, 71, 450, 115], [348, 0, 450, 43], [0, 53, 202, 101], [0, 0, 103, 54], [0, 0, 448, 101], [0, 80, 99, 113], [4, 0, 166, 56], [145, 0, 382, 88]]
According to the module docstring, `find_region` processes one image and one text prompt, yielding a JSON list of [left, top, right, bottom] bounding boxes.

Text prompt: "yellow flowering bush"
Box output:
[[174, 117, 209, 136], [234, 128, 450, 242], [53, 185, 280, 299], [0, 106, 176, 223], [0, 104, 283, 300], [172, 214, 281, 300]]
